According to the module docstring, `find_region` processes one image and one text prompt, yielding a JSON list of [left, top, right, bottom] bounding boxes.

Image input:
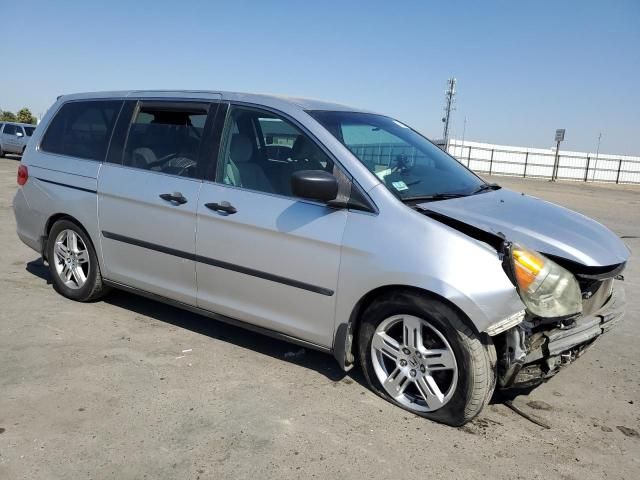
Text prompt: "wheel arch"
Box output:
[[42, 213, 97, 261], [333, 284, 487, 371]]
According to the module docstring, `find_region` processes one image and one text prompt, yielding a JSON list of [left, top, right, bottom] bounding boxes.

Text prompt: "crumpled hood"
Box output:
[[419, 188, 630, 267]]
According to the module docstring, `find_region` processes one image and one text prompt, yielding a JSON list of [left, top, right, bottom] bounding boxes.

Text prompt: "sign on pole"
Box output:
[[551, 129, 565, 181]]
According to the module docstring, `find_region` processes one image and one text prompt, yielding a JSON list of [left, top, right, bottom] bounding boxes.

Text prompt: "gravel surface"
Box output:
[[1, 156, 638, 479]]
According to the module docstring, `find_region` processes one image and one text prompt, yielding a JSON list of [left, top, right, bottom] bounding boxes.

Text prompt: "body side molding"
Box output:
[[101, 231, 335, 296]]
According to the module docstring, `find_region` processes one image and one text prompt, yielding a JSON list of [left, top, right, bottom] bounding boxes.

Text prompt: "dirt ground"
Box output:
[[0, 154, 638, 479]]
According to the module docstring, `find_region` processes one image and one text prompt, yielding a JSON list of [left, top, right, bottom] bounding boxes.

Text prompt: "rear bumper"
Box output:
[[501, 284, 625, 389], [13, 187, 44, 254]]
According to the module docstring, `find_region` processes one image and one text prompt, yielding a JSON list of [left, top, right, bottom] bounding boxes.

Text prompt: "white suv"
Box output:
[[1, 121, 35, 156]]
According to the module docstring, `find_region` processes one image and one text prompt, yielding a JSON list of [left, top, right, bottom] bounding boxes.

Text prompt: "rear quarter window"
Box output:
[[40, 100, 123, 161]]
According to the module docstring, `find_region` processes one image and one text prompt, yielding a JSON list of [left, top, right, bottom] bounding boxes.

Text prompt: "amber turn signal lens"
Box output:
[[509, 243, 582, 317], [512, 247, 545, 291]]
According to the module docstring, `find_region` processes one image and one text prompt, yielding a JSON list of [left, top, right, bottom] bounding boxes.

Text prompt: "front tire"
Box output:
[[47, 219, 108, 302], [358, 291, 495, 426]]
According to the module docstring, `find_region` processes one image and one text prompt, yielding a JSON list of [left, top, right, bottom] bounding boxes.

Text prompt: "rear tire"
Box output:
[[358, 290, 495, 426], [47, 219, 108, 302]]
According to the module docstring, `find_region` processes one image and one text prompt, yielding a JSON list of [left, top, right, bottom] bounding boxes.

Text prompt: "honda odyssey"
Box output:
[[13, 90, 629, 425]]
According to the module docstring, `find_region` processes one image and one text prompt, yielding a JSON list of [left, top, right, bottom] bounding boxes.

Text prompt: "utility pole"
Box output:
[[461, 116, 467, 157], [441, 77, 456, 149], [591, 132, 602, 181]]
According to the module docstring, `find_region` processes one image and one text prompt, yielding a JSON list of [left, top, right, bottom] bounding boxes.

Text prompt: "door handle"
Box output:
[[205, 201, 237, 215], [159, 192, 188, 205]]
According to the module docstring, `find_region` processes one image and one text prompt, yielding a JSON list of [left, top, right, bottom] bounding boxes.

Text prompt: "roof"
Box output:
[[58, 90, 371, 114]]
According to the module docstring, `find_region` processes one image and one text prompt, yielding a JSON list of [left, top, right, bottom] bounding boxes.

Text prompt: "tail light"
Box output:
[[17, 165, 28, 186]]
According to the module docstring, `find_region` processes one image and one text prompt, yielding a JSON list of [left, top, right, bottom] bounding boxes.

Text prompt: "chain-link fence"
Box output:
[[445, 139, 640, 184]]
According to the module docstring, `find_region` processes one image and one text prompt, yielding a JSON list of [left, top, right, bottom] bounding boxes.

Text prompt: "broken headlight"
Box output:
[[508, 243, 582, 318]]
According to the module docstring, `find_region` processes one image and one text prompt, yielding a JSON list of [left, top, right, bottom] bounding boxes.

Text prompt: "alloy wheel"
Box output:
[[371, 314, 458, 412], [53, 229, 90, 290]]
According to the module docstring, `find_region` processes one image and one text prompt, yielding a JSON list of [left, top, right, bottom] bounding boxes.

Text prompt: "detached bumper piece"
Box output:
[[498, 285, 625, 390]]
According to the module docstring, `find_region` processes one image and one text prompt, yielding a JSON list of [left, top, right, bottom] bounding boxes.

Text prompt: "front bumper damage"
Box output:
[[497, 283, 626, 390]]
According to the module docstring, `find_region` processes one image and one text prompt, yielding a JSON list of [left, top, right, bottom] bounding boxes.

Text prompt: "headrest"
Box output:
[[230, 135, 253, 163], [132, 147, 157, 166], [291, 135, 313, 159]]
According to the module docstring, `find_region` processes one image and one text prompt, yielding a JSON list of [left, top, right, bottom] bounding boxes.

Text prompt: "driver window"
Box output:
[[122, 102, 208, 178], [216, 106, 335, 197]]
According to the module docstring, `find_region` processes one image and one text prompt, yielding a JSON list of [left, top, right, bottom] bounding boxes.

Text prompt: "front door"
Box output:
[[195, 105, 348, 347], [98, 100, 217, 305]]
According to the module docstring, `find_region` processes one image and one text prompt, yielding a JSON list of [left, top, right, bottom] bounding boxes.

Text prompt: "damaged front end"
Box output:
[[495, 245, 626, 391], [416, 202, 628, 393]]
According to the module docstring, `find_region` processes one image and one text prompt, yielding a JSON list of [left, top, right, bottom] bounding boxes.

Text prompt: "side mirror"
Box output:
[[291, 170, 338, 203], [16, 131, 23, 138]]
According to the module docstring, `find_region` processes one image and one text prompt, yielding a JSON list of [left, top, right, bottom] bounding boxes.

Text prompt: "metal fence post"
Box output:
[[616, 159, 623, 184], [584, 155, 591, 182], [467, 146, 471, 167], [523, 152, 529, 178], [489, 149, 494, 175]]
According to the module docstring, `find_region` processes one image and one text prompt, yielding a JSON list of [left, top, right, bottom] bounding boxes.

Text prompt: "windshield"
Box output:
[[24, 126, 35, 136], [309, 111, 486, 201]]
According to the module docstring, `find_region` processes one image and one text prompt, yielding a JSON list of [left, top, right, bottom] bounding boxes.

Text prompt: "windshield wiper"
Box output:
[[404, 192, 469, 203], [472, 182, 501, 195]]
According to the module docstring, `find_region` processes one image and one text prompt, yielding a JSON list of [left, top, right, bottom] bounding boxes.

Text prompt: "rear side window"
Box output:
[[41, 100, 122, 161], [122, 102, 209, 178]]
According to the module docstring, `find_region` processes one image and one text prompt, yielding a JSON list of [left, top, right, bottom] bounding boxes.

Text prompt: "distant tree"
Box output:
[[16, 108, 36, 124], [1, 110, 17, 122]]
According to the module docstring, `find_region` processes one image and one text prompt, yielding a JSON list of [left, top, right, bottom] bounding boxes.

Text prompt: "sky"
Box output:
[[1, 0, 638, 155]]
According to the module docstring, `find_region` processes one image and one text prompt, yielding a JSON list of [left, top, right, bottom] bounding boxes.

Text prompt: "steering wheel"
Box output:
[[390, 153, 415, 173]]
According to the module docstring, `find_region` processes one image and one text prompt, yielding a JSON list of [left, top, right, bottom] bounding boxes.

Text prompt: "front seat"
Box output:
[[290, 136, 327, 171], [225, 134, 274, 193], [132, 147, 157, 169]]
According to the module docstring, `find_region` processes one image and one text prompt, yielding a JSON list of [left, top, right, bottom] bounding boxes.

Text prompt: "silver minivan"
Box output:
[[13, 91, 629, 426], [1, 121, 36, 156]]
